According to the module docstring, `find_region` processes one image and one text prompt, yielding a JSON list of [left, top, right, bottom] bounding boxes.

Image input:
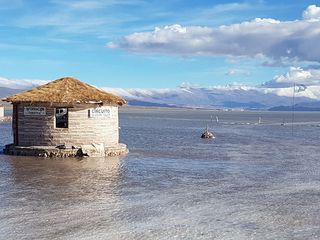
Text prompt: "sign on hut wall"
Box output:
[[24, 106, 46, 116], [89, 107, 111, 118]]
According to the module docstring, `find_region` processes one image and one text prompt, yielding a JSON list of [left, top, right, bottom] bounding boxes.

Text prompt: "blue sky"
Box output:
[[0, 0, 319, 88]]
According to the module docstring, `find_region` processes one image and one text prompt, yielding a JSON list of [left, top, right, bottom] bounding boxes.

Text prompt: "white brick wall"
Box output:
[[14, 103, 120, 147]]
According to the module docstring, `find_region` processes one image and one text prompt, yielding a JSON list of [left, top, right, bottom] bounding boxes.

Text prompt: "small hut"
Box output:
[[2, 77, 128, 157], [0, 104, 4, 118]]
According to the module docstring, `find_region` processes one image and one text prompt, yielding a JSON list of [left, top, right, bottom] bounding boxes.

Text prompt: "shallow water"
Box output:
[[1, 108, 320, 240]]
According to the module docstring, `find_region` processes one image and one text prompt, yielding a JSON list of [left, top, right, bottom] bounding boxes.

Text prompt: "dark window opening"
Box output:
[[55, 108, 68, 128]]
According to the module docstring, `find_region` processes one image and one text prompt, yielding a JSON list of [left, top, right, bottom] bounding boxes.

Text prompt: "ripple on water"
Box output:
[[1, 109, 320, 239]]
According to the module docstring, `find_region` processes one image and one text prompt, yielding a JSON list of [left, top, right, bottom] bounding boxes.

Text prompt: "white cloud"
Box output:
[[13, 0, 143, 35], [109, 5, 320, 64], [225, 69, 250, 76], [52, 0, 144, 10], [303, 5, 320, 21], [18, 14, 110, 34], [52, 0, 110, 10], [207, 2, 252, 12], [0, 77, 48, 89], [263, 67, 320, 88]]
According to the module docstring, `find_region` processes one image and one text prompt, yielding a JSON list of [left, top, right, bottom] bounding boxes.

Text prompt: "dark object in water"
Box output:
[[56, 144, 66, 149], [201, 126, 215, 139]]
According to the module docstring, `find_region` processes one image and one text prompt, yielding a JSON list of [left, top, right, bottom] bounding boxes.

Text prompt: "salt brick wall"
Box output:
[[14, 103, 119, 147]]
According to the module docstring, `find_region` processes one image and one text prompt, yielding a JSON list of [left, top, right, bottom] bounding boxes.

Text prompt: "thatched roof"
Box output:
[[2, 77, 126, 106]]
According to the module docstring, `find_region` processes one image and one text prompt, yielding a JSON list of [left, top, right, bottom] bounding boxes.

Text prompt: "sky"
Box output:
[[0, 0, 320, 89]]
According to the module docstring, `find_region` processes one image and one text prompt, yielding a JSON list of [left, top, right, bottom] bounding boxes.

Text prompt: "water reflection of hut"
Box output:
[[2, 77, 128, 157], [7, 156, 123, 231]]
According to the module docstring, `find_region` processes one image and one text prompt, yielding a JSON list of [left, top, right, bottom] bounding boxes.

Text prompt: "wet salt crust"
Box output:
[[0, 109, 320, 239]]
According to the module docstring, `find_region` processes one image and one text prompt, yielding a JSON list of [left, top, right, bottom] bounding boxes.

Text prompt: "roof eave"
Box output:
[[1, 99, 127, 106]]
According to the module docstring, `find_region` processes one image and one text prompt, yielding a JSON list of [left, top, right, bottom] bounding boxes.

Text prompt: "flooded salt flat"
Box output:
[[1, 108, 320, 239]]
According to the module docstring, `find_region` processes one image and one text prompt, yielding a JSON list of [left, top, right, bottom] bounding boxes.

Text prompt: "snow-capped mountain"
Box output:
[[104, 84, 320, 110], [2, 83, 320, 110], [102, 67, 320, 109], [1, 73, 320, 110]]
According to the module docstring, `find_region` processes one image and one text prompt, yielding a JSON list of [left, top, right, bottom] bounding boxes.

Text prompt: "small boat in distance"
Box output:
[[201, 125, 215, 139]]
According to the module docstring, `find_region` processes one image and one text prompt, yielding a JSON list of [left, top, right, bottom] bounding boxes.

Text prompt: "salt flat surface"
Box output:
[[0, 109, 320, 239]]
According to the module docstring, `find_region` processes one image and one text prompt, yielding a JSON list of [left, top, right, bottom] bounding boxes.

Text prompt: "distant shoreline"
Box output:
[[121, 105, 320, 112], [2, 104, 320, 113], [121, 105, 250, 112]]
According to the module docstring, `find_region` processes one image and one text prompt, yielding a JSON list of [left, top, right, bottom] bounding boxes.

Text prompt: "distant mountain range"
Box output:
[[105, 85, 320, 111], [269, 102, 320, 111], [1, 85, 320, 111], [0, 87, 20, 104]]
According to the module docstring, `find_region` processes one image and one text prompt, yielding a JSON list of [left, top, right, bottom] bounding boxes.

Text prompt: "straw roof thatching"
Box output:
[[2, 77, 126, 105]]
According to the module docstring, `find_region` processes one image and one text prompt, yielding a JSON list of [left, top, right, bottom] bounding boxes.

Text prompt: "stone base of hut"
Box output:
[[3, 143, 128, 158]]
